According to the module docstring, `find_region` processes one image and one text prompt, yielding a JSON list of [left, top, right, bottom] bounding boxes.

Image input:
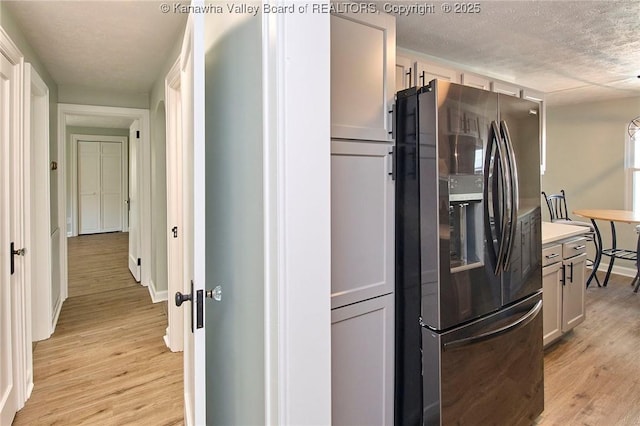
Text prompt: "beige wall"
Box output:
[[543, 96, 640, 270]]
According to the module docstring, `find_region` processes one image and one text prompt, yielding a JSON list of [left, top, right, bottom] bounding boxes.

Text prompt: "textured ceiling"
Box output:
[[4, 0, 188, 93], [4, 1, 639, 106], [395, 0, 640, 105]]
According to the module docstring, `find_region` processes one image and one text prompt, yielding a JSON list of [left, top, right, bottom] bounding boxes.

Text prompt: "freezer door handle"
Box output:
[[443, 300, 542, 351]]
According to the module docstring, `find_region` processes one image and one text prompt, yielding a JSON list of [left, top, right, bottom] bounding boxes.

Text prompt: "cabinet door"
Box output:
[[331, 13, 395, 141], [542, 262, 563, 346], [331, 141, 394, 308], [491, 81, 520, 97], [396, 55, 413, 92], [461, 73, 490, 91], [415, 60, 459, 88], [521, 88, 546, 174], [562, 253, 587, 332], [331, 294, 394, 426]]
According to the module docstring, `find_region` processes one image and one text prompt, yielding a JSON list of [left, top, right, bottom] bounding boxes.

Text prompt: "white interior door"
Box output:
[[177, 14, 201, 425], [25, 63, 53, 344], [78, 141, 100, 234], [128, 122, 141, 282], [0, 46, 20, 426], [100, 142, 123, 232], [77, 141, 123, 234], [165, 59, 184, 353], [0, 47, 18, 426]]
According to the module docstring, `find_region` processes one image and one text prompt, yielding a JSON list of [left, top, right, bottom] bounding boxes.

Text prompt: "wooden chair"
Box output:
[[542, 190, 601, 286]]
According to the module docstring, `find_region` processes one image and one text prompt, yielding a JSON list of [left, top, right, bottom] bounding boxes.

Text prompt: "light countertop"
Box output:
[[542, 221, 590, 245]]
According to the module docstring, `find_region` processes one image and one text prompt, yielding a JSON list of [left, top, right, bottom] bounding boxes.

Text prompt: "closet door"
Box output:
[[78, 141, 101, 234], [78, 140, 123, 234], [100, 142, 123, 232]]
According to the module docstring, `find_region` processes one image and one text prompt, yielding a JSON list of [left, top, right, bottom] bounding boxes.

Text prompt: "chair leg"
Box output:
[[588, 231, 602, 287], [635, 275, 640, 293]]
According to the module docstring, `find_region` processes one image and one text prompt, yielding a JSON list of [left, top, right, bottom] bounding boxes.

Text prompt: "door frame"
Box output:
[[164, 56, 184, 352], [261, 9, 332, 424], [0, 25, 31, 419], [58, 104, 151, 297], [69, 134, 128, 236], [24, 63, 55, 343]]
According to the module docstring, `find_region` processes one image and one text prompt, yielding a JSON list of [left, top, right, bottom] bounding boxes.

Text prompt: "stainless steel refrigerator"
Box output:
[[394, 80, 544, 425]]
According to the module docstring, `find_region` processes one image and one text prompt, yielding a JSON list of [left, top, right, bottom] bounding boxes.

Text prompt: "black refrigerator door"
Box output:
[[394, 87, 424, 426], [422, 292, 544, 426], [498, 94, 542, 305], [420, 81, 502, 330]]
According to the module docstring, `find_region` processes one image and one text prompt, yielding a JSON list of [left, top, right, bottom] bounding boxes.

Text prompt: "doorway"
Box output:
[[57, 104, 151, 292], [12, 230, 184, 425], [71, 135, 128, 235]]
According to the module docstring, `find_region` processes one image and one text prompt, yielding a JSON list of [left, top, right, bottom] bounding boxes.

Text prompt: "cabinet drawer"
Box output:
[[542, 244, 562, 267], [563, 238, 587, 259]]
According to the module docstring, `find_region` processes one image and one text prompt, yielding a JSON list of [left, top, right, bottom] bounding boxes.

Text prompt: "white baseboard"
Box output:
[[163, 331, 170, 349], [590, 262, 637, 278], [148, 279, 168, 303], [52, 295, 63, 332]]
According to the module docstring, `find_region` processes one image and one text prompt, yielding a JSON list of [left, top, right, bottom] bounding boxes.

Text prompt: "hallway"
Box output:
[[13, 233, 183, 425]]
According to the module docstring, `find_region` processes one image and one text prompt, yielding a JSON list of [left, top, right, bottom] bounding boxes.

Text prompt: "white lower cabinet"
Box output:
[[562, 252, 587, 332], [331, 294, 394, 426], [542, 260, 563, 345], [542, 237, 587, 347]]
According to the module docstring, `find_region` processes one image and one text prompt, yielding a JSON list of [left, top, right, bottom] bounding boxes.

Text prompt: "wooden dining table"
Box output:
[[573, 209, 640, 287]]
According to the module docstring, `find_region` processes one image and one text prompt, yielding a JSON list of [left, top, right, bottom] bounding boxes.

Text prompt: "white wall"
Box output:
[[204, 8, 332, 425], [543, 96, 640, 270], [147, 23, 185, 296], [58, 85, 149, 110], [0, 4, 59, 242], [203, 12, 266, 424]]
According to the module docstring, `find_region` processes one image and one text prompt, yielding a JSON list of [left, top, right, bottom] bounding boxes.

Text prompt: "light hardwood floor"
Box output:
[[13, 232, 184, 426], [539, 272, 640, 425], [12, 233, 640, 424]]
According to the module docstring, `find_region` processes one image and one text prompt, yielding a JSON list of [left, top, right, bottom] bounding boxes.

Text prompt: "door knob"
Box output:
[[10, 242, 26, 275], [205, 285, 223, 302], [175, 291, 192, 306], [175, 280, 194, 307]]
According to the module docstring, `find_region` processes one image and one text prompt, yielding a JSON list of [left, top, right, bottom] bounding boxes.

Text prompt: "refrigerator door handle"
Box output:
[[493, 121, 510, 275], [483, 121, 504, 275], [500, 120, 520, 269], [443, 300, 542, 351], [483, 121, 500, 272]]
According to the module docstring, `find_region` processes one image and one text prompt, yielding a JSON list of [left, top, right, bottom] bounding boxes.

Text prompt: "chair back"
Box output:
[[542, 190, 570, 221]]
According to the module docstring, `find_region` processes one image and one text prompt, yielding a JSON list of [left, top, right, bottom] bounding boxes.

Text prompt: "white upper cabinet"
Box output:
[[331, 13, 396, 141], [491, 80, 520, 97], [396, 55, 413, 92], [415, 60, 460, 87], [521, 88, 546, 174], [331, 140, 395, 309], [461, 73, 491, 91]]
